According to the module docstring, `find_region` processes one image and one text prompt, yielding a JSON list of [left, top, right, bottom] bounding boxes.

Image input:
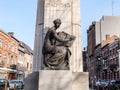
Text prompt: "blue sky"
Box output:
[[0, 0, 120, 49], [0, 0, 37, 49], [81, 0, 120, 48]]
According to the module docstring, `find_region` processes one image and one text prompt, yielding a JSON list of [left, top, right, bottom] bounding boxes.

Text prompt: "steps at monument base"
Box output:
[[24, 70, 89, 90]]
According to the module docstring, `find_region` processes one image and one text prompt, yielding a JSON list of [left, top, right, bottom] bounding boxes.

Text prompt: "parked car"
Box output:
[[19, 80, 24, 88], [103, 81, 110, 89], [105, 80, 120, 90], [96, 81, 108, 90], [0, 78, 9, 90], [9, 80, 24, 90]]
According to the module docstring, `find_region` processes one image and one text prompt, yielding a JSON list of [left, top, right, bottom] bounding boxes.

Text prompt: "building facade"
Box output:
[[0, 29, 33, 80], [83, 50, 88, 72], [8, 32, 20, 80], [0, 30, 19, 80], [0, 30, 10, 78], [21, 42, 33, 77], [87, 23, 96, 84], [94, 16, 120, 45], [87, 16, 120, 84]]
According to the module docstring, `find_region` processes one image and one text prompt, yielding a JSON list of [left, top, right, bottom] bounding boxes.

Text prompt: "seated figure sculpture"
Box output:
[[42, 19, 76, 70]]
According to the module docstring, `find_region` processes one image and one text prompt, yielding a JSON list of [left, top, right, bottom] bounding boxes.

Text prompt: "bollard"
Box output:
[[4, 82, 7, 90]]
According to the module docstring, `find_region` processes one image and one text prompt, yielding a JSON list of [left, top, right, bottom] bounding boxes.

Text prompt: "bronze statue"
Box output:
[[42, 19, 76, 70]]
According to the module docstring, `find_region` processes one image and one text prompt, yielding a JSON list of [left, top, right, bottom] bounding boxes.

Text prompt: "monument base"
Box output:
[[24, 70, 89, 90]]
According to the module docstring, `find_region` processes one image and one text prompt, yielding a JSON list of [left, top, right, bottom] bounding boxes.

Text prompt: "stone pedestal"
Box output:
[[24, 72, 39, 90], [24, 71, 89, 90], [30, 0, 89, 90]]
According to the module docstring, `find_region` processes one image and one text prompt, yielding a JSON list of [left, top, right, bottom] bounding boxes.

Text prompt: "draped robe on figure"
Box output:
[[43, 30, 76, 70]]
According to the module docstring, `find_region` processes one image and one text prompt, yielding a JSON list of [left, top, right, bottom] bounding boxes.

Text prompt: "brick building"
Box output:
[[0, 30, 10, 69], [95, 35, 120, 81], [0, 30, 19, 80], [95, 43, 101, 81], [8, 32, 20, 80], [0, 29, 33, 80], [87, 16, 120, 84], [83, 50, 88, 72], [87, 22, 96, 84]]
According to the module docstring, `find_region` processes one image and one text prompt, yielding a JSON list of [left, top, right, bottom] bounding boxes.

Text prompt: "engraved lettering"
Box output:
[[46, 2, 71, 8]]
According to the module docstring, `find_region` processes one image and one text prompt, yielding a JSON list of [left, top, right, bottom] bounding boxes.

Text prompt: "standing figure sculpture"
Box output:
[[42, 19, 76, 70]]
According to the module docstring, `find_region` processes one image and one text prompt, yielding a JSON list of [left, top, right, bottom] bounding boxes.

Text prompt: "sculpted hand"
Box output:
[[69, 36, 76, 41]]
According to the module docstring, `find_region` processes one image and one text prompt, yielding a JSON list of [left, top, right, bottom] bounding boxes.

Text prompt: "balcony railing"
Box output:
[[96, 64, 102, 71], [102, 66, 108, 72], [109, 64, 118, 72], [10, 64, 17, 69]]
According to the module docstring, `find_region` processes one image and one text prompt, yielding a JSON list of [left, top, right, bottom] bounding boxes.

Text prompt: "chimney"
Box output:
[[8, 32, 14, 36], [106, 34, 110, 40]]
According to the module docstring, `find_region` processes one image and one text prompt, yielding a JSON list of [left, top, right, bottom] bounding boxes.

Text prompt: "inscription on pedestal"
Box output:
[[46, 1, 71, 8]]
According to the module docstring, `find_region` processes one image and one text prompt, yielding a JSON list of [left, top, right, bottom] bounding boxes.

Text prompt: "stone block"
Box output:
[[39, 70, 72, 90], [24, 71, 89, 90], [39, 70, 89, 90], [72, 72, 89, 90]]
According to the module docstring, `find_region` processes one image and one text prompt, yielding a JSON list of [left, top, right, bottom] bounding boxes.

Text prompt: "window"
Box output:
[[15, 46, 18, 53], [0, 53, 3, 67], [27, 63, 29, 69], [0, 53, 2, 62], [19, 52, 24, 61], [0, 39, 3, 48], [11, 43, 15, 52], [3, 55, 7, 64], [11, 56, 14, 64]]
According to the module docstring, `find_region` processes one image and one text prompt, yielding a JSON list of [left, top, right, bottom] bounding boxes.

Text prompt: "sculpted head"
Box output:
[[53, 19, 61, 29]]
